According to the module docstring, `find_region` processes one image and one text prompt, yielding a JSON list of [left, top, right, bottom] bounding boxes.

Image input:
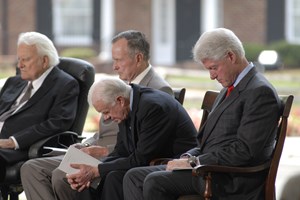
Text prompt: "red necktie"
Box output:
[[226, 85, 234, 97]]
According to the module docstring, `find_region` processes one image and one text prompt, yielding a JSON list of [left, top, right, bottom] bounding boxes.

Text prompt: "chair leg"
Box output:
[[203, 172, 212, 200], [0, 186, 9, 200], [0, 185, 21, 200], [9, 193, 19, 200]]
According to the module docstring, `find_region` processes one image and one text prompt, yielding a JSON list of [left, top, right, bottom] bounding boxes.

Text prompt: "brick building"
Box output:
[[0, 0, 293, 68]]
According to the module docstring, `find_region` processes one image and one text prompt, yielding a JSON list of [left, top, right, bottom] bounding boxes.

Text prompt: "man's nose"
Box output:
[[210, 72, 216, 80], [112, 62, 118, 71], [103, 115, 111, 121]]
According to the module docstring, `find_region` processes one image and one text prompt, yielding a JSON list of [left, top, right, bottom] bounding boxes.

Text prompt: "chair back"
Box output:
[[58, 57, 95, 134], [199, 90, 219, 128], [265, 95, 294, 199], [173, 88, 186, 105]]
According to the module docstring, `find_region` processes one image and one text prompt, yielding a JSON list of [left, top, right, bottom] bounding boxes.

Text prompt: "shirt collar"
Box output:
[[130, 64, 151, 84], [31, 66, 54, 91], [233, 62, 254, 87]]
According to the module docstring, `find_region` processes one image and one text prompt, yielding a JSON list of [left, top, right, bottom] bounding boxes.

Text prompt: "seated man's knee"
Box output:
[[105, 170, 126, 185], [20, 159, 35, 177], [52, 168, 67, 187], [123, 168, 138, 185]]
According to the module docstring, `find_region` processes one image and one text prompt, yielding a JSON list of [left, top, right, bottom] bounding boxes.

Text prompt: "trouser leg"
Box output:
[[20, 156, 62, 200], [100, 170, 126, 200], [123, 165, 165, 200], [52, 168, 78, 200], [144, 169, 204, 200]]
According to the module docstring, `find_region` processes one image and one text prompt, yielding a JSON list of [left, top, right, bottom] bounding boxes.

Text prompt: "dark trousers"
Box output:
[[76, 170, 127, 200]]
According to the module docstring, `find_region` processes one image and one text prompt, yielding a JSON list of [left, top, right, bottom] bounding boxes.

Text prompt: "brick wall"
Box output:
[[7, 0, 36, 55], [223, 0, 267, 44], [115, 0, 152, 43]]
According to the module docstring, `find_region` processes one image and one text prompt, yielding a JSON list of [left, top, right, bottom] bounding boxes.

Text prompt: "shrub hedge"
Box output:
[[244, 41, 300, 69]]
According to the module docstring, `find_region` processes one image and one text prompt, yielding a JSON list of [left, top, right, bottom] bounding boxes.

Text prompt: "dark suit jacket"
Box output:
[[0, 66, 79, 163], [187, 68, 281, 200], [99, 84, 198, 177], [86, 67, 173, 147]]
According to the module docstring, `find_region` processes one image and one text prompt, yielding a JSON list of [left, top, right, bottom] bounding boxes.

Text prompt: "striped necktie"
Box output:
[[0, 82, 33, 122]]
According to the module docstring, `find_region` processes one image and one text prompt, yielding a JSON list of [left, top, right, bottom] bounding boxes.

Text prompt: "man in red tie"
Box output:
[[123, 28, 281, 200]]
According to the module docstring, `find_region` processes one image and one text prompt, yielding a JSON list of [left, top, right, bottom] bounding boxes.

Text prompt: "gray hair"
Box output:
[[112, 30, 150, 61], [88, 76, 131, 106], [18, 32, 59, 67], [192, 28, 245, 65]]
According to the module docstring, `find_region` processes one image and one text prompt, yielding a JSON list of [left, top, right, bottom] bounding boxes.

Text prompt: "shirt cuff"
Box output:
[[180, 153, 192, 158], [9, 136, 19, 150]]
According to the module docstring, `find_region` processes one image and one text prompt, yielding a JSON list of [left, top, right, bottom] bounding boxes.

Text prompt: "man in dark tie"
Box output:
[[0, 31, 79, 189], [122, 28, 281, 200], [66, 77, 198, 200]]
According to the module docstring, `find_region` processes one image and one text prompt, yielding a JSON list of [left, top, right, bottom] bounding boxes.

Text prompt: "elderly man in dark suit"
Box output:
[[0, 32, 79, 181], [20, 30, 180, 200], [123, 28, 281, 200], [65, 77, 197, 200]]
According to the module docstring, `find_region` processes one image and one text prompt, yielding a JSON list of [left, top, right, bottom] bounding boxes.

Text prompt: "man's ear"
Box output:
[[135, 53, 143, 63], [42, 56, 50, 69], [116, 96, 124, 106], [227, 51, 237, 64]]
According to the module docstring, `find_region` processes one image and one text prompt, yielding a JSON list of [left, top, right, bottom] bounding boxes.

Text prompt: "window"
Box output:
[[53, 0, 93, 45], [286, 0, 300, 43]]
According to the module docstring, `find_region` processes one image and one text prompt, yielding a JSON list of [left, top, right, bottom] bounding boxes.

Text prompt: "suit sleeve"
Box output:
[[13, 78, 79, 149]]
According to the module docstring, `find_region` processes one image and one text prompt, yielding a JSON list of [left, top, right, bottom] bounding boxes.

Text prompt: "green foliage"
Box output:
[[244, 41, 300, 69], [269, 41, 300, 68], [243, 43, 266, 62], [60, 48, 97, 59]]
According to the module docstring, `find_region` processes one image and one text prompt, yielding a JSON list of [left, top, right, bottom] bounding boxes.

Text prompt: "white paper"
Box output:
[[58, 145, 101, 174]]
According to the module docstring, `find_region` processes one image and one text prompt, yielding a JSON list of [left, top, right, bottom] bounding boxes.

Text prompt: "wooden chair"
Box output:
[[150, 90, 219, 166], [179, 94, 294, 200]]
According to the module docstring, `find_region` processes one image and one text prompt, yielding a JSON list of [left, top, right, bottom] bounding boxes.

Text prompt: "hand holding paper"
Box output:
[[58, 145, 101, 174]]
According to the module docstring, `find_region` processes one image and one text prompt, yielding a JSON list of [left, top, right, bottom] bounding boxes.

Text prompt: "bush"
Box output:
[[269, 41, 300, 68], [60, 48, 97, 60], [243, 41, 300, 69], [243, 43, 266, 62]]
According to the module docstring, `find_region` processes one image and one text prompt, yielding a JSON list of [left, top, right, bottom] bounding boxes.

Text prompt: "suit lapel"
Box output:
[[200, 67, 258, 148], [0, 78, 27, 115], [139, 67, 154, 86], [14, 67, 59, 113], [128, 84, 142, 150]]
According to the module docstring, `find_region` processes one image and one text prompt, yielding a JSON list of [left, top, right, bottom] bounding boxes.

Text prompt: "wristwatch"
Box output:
[[187, 156, 198, 168], [83, 143, 90, 147]]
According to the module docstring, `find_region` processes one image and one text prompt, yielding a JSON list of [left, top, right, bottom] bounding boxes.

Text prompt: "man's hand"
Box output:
[[81, 146, 109, 159], [0, 138, 15, 149], [166, 158, 192, 171], [66, 164, 100, 192]]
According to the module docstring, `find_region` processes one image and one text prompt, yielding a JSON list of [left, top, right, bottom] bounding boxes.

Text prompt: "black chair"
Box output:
[[173, 88, 186, 105], [0, 57, 95, 200]]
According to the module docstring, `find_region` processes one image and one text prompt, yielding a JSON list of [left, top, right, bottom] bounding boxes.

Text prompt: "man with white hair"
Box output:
[[0, 31, 79, 193]]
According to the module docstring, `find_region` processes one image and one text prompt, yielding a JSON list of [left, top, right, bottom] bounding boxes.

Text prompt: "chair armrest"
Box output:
[[28, 131, 81, 159], [149, 158, 173, 165], [192, 161, 271, 176]]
